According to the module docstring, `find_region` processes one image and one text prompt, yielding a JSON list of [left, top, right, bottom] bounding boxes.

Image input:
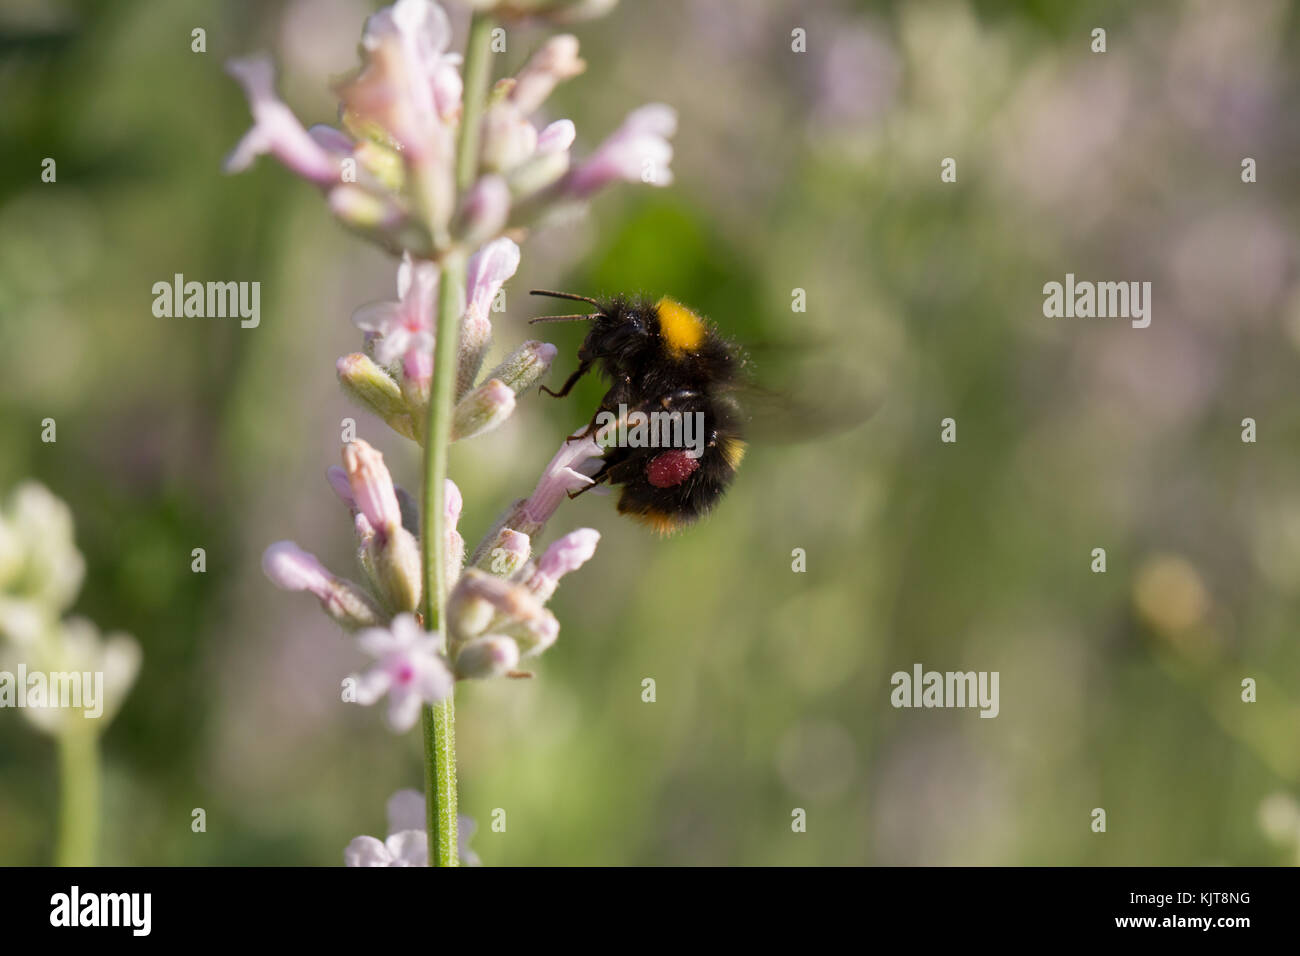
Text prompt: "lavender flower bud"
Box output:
[[523, 528, 600, 602], [396, 485, 421, 538], [475, 527, 531, 576], [445, 478, 466, 595], [452, 379, 516, 441], [504, 608, 559, 658], [351, 137, 406, 193], [508, 35, 586, 115], [486, 341, 559, 398], [481, 103, 538, 174], [454, 174, 511, 248], [456, 316, 492, 401], [454, 635, 521, 680], [328, 185, 405, 232], [263, 541, 382, 630], [508, 144, 572, 198], [327, 465, 355, 508], [342, 439, 405, 535], [337, 353, 417, 441], [373, 525, 424, 614], [446, 568, 547, 649], [456, 238, 521, 397]]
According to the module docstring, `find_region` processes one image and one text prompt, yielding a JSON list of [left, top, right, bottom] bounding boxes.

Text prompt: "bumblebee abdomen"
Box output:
[[614, 435, 744, 533]]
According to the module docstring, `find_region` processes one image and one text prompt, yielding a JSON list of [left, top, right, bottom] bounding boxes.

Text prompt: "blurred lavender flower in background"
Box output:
[[344, 788, 479, 866]]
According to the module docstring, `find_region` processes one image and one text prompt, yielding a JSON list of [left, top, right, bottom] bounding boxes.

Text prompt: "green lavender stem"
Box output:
[[419, 10, 495, 869], [421, 248, 465, 868], [56, 727, 99, 866]]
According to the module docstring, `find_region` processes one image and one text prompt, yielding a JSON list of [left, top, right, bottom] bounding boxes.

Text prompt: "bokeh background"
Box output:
[[3, 0, 1300, 865]]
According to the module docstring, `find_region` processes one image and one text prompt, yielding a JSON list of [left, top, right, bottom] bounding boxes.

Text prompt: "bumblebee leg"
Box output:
[[540, 360, 591, 399], [566, 469, 611, 500]]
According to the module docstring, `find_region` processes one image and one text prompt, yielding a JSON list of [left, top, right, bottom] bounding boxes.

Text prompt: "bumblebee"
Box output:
[[530, 290, 748, 533]]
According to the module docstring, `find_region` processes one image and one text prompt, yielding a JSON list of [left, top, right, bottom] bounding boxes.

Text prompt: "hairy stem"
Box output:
[[419, 10, 495, 869], [421, 248, 465, 867], [456, 14, 495, 192]]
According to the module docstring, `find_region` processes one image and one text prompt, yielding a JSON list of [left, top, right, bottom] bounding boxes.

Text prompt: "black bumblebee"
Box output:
[[530, 290, 748, 534]]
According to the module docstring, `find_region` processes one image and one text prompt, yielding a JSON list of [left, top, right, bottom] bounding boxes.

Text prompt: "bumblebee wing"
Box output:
[[724, 354, 881, 444]]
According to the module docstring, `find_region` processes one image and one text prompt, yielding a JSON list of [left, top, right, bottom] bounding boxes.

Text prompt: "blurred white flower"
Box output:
[[0, 483, 86, 646], [13, 617, 142, 735]]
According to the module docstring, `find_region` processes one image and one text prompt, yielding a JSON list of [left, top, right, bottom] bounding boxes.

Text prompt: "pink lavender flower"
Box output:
[[346, 0, 461, 157], [351, 613, 453, 732], [465, 238, 521, 330], [443, 478, 466, 595], [509, 35, 586, 114], [342, 440, 422, 613], [223, 57, 340, 185], [525, 528, 601, 602], [262, 541, 382, 629], [326, 465, 357, 510], [455, 237, 521, 393], [509, 432, 604, 536], [537, 119, 577, 154], [352, 252, 439, 368], [455, 174, 511, 246], [566, 103, 677, 196], [342, 440, 403, 537]]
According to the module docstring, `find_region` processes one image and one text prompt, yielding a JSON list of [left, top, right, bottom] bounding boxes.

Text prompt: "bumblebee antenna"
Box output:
[[530, 289, 603, 308], [528, 313, 597, 324]]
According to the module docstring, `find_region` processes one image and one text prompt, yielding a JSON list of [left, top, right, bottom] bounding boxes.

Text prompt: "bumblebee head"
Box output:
[[529, 289, 654, 361], [530, 290, 707, 362]]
